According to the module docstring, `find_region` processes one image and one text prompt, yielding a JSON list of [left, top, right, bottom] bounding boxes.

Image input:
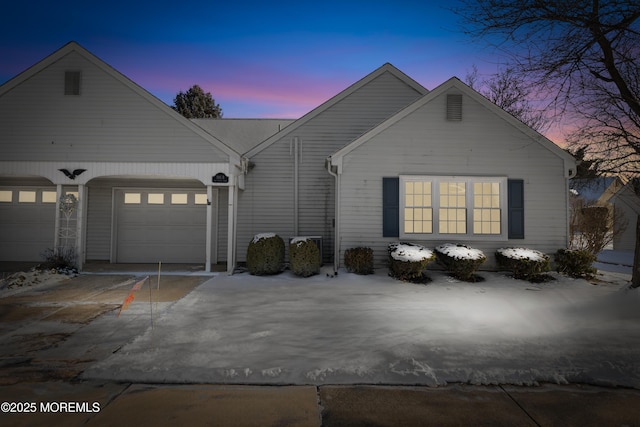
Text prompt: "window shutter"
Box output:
[[508, 179, 525, 239], [382, 177, 399, 237]]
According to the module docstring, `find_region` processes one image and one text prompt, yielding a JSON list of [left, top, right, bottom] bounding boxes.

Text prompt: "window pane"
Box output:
[[19, 191, 36, 203], [195, 194, 208, 205], [124, 193, 141, 204], [148, 193, 164, 204], [0, 190, 13, 202], [42, 191, 57, 203], [404, 208, 413, 220], [171, 193, 188, 204], [0, 190, 12, 202]]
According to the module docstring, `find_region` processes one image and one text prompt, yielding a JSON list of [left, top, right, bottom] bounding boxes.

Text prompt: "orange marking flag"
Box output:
[[117, 276, 149, 317]]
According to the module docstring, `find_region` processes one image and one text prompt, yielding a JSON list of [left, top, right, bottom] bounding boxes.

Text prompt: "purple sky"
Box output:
[[1, 1, 508, 119]]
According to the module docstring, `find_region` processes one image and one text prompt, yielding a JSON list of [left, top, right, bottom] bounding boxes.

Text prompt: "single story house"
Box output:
[[0, 42, 576, 273], [598, 177, 640, 251]]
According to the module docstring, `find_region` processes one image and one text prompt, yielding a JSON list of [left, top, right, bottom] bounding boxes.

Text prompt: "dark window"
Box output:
[[64, 71, 81, 95], [446, 94, 462, 121]]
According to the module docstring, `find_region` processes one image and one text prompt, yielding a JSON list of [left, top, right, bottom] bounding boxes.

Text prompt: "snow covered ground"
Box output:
[[84, 265, 640, 388]]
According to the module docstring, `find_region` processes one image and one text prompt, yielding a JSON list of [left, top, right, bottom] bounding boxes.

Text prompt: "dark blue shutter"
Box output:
[[383, 177, 399, 237], [508, 179, 525, 239]]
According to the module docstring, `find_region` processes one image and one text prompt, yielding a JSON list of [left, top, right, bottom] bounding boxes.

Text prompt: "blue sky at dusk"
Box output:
[[0, 0, 506, 118]]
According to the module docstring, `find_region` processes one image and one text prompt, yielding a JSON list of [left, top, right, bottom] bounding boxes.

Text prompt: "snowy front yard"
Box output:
[[84, 268, 640, 388]]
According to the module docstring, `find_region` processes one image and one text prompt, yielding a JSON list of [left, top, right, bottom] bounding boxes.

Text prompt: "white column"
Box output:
[[76, 184, 85, 271], [227, 177, 237, 275], [206, 185, 213, 273], [54, 184, 62, 251]]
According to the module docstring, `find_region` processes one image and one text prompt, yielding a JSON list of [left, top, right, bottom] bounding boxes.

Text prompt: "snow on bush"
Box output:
[[435, 243, 486, 281], [496, 247, 550, 281], [388, 243, 435, 282], [246, 233, 285, 275], [289, 237, 321, 277], [252, 232, 276, 243]]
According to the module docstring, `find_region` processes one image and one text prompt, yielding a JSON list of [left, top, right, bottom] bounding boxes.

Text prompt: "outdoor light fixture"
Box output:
[[59, 168, 87, 180]]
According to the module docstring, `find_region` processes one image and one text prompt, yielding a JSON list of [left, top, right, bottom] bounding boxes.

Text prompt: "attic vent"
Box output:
[[446, 94, 462, 121], [64, 71, 81, 95]]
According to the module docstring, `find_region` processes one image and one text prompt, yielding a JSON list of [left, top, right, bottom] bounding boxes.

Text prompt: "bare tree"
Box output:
[[455, 0, 640, 176], [465, 65, 550, 133], [455, 0, 640, 286]]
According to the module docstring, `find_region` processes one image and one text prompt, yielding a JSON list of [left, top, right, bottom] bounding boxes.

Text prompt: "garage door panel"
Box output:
[[115, 189, 209, 263], [0, 188, 56, 261]]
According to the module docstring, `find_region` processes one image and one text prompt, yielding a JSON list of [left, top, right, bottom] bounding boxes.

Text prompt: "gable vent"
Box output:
[[446, 94, 462, 121], [64, 71, 81, 95]]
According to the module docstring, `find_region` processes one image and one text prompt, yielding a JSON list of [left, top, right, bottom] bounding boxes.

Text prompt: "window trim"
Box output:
[[399, 175, 508, 241]]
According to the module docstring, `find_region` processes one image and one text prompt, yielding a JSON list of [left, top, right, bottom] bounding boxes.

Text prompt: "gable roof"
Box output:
[[0, 41, 240, 161], [570, 177, 618, 201], [244, 63, 428, 158], [192, 118, 295, 154], [329, 77, 577, 177], [603, 177, 640, 213]]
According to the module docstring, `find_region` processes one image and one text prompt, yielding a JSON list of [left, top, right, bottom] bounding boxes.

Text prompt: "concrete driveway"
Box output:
[[2, 271, 640, 426], [0, 272, 207, 384]]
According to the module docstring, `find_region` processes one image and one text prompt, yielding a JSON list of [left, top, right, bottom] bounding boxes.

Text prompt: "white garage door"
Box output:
[[0, 187, 57, 261], [115, 189, 209, 263]]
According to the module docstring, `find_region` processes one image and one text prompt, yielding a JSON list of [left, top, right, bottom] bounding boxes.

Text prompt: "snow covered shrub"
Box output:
[[496, 248, 550, 281], [555, 248, 597, 279], [246, 233, 285, 275], [388, 242, 435, 282], [344, 247, 374, 275], [289, 237, 321, 277], [435, 243, 486, 281]]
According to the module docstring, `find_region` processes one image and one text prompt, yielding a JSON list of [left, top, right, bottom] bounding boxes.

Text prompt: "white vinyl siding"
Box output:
[[338, 90, 569, 267], [0, 51, 230, 163], [237, 70, 424, 262]]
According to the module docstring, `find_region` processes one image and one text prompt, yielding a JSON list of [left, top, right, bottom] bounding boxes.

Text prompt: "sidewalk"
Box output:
[[1, 381, 639, 426]]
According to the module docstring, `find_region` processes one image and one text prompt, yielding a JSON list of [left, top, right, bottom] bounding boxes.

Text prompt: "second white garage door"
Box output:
[[114, 189, 211, 263]]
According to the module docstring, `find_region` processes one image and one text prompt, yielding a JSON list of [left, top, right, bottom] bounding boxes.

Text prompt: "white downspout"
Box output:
[[293, 137, 299, 235], [326, 157, 340, 273]]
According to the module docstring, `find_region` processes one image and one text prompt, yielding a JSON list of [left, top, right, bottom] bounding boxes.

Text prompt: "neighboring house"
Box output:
[[599, 178, 640, 251], [0, 42, 242, 272], [0, 42, 577, 273]]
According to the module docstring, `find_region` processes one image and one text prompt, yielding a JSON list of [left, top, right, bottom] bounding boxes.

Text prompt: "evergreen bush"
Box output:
[[344, 247, 374, 275], [246, 233, 285, 275], [496, 247, 550, 280], [289, 237, 321, 277], [435, 243, 486, 281], [555, 248, 597, 279], [388, 242, 435, 282]]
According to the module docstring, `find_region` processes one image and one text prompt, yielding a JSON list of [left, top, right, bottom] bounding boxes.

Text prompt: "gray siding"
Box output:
[[237, 71, 424, 262], [0, 51, 229, 163], [338, 90, 570, 268]]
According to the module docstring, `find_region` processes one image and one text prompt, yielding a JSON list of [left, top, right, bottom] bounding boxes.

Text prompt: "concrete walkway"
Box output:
[[1, 381, 639, 426]]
